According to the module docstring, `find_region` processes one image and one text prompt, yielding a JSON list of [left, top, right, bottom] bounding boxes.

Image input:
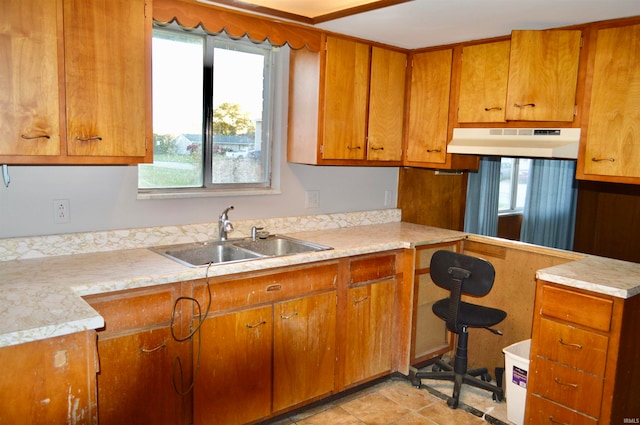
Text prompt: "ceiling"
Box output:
[[207, 0, 640, 49]]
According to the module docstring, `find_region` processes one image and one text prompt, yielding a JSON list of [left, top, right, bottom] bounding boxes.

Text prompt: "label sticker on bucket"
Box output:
[[512, 366, 528, 388]]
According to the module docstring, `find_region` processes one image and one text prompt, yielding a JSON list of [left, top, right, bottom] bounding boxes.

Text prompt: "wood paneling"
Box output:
[[574, 180, 640, 263], [398, 168, 467, 230]]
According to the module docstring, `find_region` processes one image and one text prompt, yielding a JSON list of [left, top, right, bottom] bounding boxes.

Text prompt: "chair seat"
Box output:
[[433, 298, 506, 329]]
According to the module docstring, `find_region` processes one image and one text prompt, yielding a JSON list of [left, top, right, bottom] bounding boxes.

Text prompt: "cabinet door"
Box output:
[[583, 23, 640, 179], [0, 0, 62, 157], [457, 40, 511, 123], [323, 37, 369, 160], [367, 47, 406, 161], [194, 306, 272, 425], [273, 291, 337, 411], [97, 327, 185, 425], [505, 30, 581, 122], [344, 280, 395, 386], [63, 0, 149, 158], [406, 49, 452, 164]]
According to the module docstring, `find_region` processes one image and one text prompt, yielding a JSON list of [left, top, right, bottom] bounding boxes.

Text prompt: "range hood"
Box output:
[[447, 128, 581, 159]]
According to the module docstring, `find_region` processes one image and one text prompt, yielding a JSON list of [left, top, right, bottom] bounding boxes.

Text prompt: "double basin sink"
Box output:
[[150, 235, 333, 267]]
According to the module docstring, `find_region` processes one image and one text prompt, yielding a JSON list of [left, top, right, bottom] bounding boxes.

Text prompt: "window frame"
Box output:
[[138, 24, 278, 197]]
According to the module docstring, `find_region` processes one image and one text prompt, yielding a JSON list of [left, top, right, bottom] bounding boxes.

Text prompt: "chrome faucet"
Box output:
[[218, 205, 234, 241]]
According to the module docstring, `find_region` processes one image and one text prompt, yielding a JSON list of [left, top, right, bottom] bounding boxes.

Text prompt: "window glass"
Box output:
[[139, 26, 274, 193], [499, 157, 530, 212]]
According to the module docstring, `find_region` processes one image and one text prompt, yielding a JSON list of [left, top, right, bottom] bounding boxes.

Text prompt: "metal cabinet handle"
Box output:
[[558, 338, 583, 350], [591, 157, 615, 162], [513, 103, 536, 108], [553, 377, 578, 389], [141, 340, 167, 353], [246, 320, 267, 329], [75, 136, 103, 141], [353, 296, 369, 304], [280, 312, 299, 320], [266, 284, 282, 292], [484, 106, 503, 111], [426, 149, 441, 153], [346, 145, 362, 150], [370, 146, 384, 151], [549, 416, 570, 425], [21, 134, 51, 140]]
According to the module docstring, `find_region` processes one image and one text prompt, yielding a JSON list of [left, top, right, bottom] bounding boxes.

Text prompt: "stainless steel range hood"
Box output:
[[447, 128, 581, 159]]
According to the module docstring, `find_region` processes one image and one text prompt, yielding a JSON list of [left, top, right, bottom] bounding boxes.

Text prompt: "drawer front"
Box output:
[[194, 261, 339, 312], [532, 357, 604, 418], [537, 317, 608, 376], [85, 283, 181, 334], [349, 253, 397, 285], [540, 284, 613, 332], [527, 394, 598, 425]]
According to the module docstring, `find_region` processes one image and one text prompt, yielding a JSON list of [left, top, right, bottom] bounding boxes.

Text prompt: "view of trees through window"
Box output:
[[138, 27, 273, 191]]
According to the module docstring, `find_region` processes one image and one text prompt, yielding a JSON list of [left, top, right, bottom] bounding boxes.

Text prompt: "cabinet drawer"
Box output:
[[349, 253, 397, 285], [84, 283, 181, 334], [195, 262, 339, 311], [531, 357, 603, 418], [537, 317, 608, 376], [540, 284, 613, 332], [527, 394, 598, 425]]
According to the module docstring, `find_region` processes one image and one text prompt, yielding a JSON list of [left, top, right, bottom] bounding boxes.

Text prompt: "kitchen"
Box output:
[[1, 0, 640, 424]]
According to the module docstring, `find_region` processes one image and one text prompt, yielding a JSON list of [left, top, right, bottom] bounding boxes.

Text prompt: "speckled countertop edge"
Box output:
[[2, 209, 639, 348]]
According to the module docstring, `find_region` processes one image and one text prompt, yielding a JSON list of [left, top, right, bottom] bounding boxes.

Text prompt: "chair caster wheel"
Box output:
[[492, 393, 504, 402], [481, 373, 492, 382], [446, 397, 458, 408], [432, 364, 442, 372]]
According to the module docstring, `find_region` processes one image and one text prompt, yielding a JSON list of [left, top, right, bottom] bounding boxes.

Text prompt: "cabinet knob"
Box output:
[[591, 157, 615, 162]]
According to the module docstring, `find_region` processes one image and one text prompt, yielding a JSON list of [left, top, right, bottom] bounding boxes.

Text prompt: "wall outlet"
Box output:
[[305, 190, 320, 209], [384, 190, 396, 207], [53, 199, 70, 224]]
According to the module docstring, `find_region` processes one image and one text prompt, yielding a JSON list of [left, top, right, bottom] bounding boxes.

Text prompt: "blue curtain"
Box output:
[[520, 159, 578, 250], [464, 157, 501, 236]]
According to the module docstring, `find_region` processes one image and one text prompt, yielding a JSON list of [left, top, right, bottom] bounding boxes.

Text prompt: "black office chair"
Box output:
[[410, 250, 506, 408]]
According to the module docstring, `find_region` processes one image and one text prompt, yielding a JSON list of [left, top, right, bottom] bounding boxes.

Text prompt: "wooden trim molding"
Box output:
[[153, 0, 324, 51]]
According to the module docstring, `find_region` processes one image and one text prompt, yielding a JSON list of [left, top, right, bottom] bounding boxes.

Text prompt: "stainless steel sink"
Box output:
[[233, 235, 332, 257], [150, 235, 332, 267], [150, 241, 265, 267]]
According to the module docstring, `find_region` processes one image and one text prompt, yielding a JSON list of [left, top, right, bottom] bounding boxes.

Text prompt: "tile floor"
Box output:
[[266, 376, 513, 425]]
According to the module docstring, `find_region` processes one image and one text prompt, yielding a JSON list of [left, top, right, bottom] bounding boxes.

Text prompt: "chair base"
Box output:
[[410, 359, 504, 409]]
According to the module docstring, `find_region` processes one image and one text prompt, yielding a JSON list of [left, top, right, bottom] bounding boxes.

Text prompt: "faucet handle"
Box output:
[[251, 226, 263, 241]]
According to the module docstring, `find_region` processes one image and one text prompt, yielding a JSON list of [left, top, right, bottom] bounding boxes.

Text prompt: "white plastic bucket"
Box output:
[[502, 339, 531, 425]]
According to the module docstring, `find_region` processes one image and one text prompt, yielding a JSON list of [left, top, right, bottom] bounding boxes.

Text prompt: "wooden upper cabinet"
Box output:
[[505, 30, 582, 122], [0, 0, 151, 164], [579, 22, 640, 182], [0, 0, 63, 157], [288, 36, 406, 165], [406, 49, 452, 164], [323, 37, 369, 160], [367, 47, 406, 161], [64, 0, 149, 159], [458, 40, 511, 123]]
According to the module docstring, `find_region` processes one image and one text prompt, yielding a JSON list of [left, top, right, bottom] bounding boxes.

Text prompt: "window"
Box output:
[[498, 158, 530, 213], [138, 25, 277, 194]]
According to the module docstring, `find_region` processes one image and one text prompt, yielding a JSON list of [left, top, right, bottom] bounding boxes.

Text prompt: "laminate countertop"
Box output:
[[2, 219, 639, 349]]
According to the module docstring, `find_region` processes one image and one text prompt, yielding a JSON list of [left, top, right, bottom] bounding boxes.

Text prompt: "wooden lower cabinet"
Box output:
[[526, 281, 640, 424], [84, 283, 190, 425], [273, 292, 337, 411], [96, 327, 187, 425], [0, 331, 98, 425], [194, 306, 273, 425], [344, 279, 395, 386]]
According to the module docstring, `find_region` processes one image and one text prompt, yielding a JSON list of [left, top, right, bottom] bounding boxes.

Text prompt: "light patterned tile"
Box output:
[[416, 402, 486, 425], [339, 392, 410, 425], [295, 406, 365, 425], [375, 379, 440, 411]]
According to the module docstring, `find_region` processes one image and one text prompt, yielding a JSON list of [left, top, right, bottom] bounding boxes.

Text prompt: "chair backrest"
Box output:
[[430, 250, 496, 333], [430, 250, 495, 296]]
